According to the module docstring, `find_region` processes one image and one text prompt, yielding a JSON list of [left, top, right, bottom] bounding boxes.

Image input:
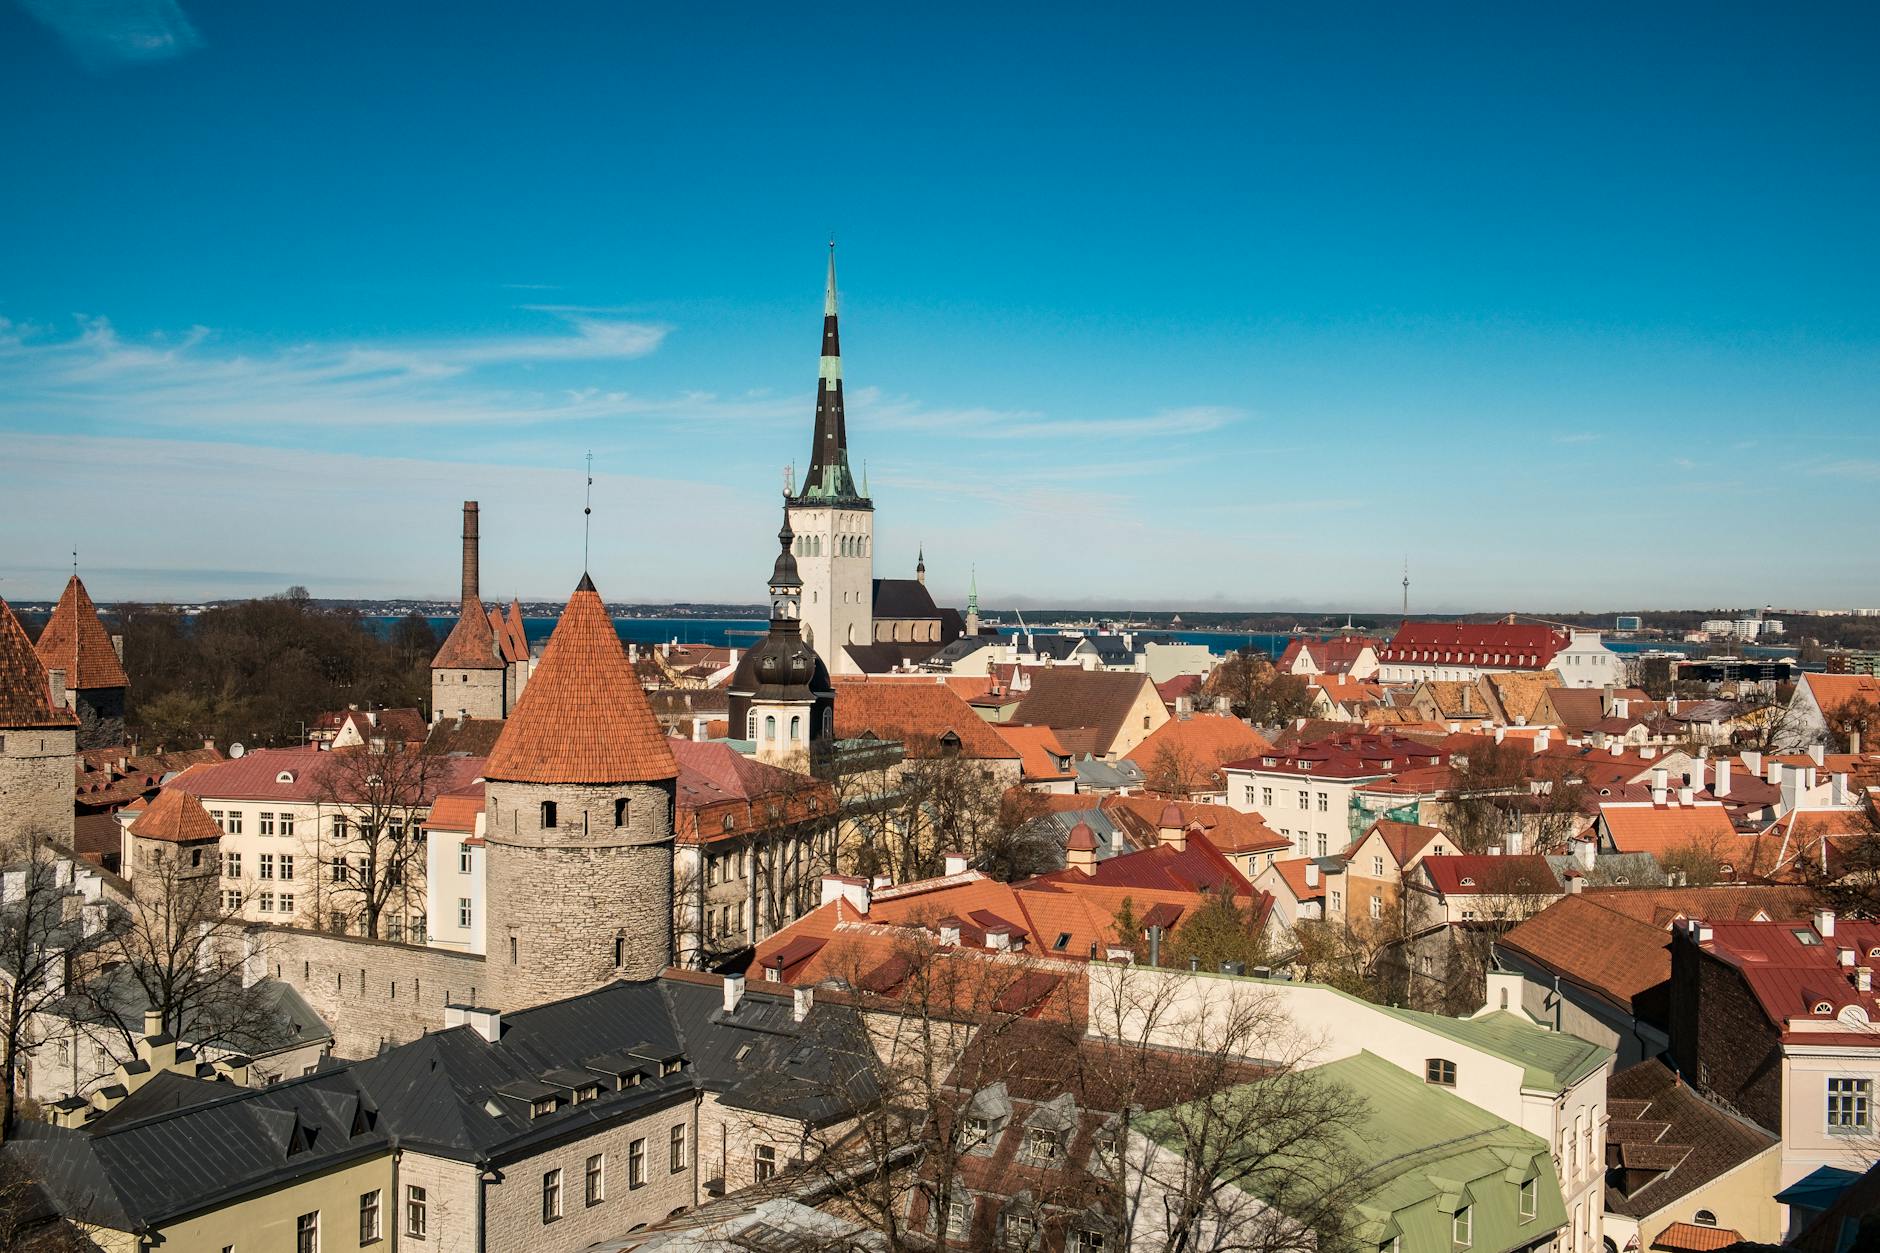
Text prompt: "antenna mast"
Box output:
[[1401, 557, 1409, 618], [583, 452, 594, 570]]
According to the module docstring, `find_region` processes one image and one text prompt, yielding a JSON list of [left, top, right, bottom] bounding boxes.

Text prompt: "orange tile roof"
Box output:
[[1101, 795, 1288, 855], [1599, 802, 1739, 857], [993, 724, 1076, 781], [1498, 894, 1671, 1014], [129, 786, 224, 843], [33, 576, 128, 690], [431, 594, 504, 670], [834, 676, 1020, 760], [1267, 857, 1325, 901], [422, 785, 486, 835], [1651, 1222, 1743, 1253], [485, 576, 678, 784], [1124, 714, 1273, 789], [1353, 819, 1450, 866], [1578, 884, 1820, 928], [0, 597, 77, 728], [1803, 673, 1880, 717]]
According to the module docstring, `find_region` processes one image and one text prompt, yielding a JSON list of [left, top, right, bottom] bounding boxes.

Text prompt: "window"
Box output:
[[765, 714, 777, 741], [223, 889, 242, 912], [1006, 1214, 1038, 1250], [541, 800, 557, 829], [1261, 786, 1274, 807], [226, 811, 243, 835], [1372, 855, 1384, 877], [585, 1153, 605, 1205], [1519, 1177, 1536, 1220], [1693, 1211, 1717, 1228], [1369, 896, 1381, 920], [1068, 1231, 1106, 1253], [332, 859, 349, 882], [1317, 833, 1328, 857], [360, 1190, 382, 1243], [279, 892, 295, 915], [1025, 1127, 1062, 1160], [280, 854, 294, 881], [754, 1143, 776, 1182], [542, 1168, 563, 1222], [629, 1137, 646, 1188], [333, 815, 348, 840], [387, 914, 403, 942], [1298, 790, 1310, 809], [1317, 791, 1329, 812], [260, 854, 275, 880], [259, 891, 275, 913], [1426, 1058, 1457, 1086], [260, 811, 276, 836], [279, 812, 294, 837], [614, 797, 629, 827], [296, 1211, 319, 1253], [458, 843, 474, 873], [406, 1186, 427, 1237], [458, 898, 473, 929], [1453, 1205, 1471, 1247], [790, 715, 802, 742], [670, 1122, 687, 1173], [224, 851, 242, 878], [945, 1198, 970, 1239], [1828, 1077, 1871, 1130]]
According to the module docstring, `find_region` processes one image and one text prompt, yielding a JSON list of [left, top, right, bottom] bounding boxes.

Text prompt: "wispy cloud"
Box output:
[[1796, 457, 1880, 482], [1552, 432, 1601, 445], [15, 0, 202, 70], [853, 389, 1242, 441]]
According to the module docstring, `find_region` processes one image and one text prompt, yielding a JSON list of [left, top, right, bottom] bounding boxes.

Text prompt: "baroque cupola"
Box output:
[[728, 506, 835, 763]]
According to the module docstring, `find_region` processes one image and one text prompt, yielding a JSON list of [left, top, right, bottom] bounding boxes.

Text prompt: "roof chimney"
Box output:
[[819, 874, 871, 915], [47, 666, 66, 711], [461, 501, 480, 604], [1651, 766, 1668, 806], [466, 1006, 501, 1043], [722, 973, 745, 1014], [1304, 862, 1321, 888], [943, 851, 968, 877], [1858, 967, 1873, 993], [1816, 909, 1836, 939], [1715, 758, 1731, 798], [792, 986, 814, 1023]]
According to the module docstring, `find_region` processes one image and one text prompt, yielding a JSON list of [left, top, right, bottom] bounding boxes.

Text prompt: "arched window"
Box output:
[[746, 711, 758, 739], [790, 716, 802, 742], [541, 800, 557, 829], [764, 715, 777, 741], [1425, 1058, 1457, 1086], [1693, 1212, 1717, 1228]]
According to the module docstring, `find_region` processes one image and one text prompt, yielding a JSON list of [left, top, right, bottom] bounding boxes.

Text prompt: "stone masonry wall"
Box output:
[[432, 668, 506, 722], [395, 1152, 480, 1253], [260, 925, 486, 1058], [482, 1092, 696, 1252], [0, 726, 76, 854], [484, 779, 675, 1009]]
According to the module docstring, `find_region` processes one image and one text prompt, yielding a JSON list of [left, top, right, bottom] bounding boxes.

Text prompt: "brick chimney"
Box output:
[[48, 667, 66, 710], [461, 501, 480, 604]]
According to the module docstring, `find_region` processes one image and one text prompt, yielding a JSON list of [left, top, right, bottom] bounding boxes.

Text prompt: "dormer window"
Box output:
[[573, 1084, 600, 1104], [276, 770, 295, 784], [1426, 1058, 1457, 1086], [1815, 1001, 1835, 1015], [530, 1097, 555, 1118], [1025, 1127, 1061, 1160]]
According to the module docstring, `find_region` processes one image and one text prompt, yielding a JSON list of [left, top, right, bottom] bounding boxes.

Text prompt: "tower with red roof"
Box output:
[[481, 573, 680, 1009], [33, 574, 129, 733], [0, 595, 79, 853], [430, 500, 510, 722]]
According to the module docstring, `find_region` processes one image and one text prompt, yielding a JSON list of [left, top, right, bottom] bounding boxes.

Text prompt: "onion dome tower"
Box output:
[[482, 573, 680, 1008], [727, 507, 835, 767]]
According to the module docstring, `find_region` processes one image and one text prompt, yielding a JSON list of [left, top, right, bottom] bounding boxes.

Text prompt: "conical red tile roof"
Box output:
[[130, 786, 224, 843], [485, 576, 678, 784], [0, 597, 78, 728], [34, 575, 129, 690], [431, 594, 504, 670]]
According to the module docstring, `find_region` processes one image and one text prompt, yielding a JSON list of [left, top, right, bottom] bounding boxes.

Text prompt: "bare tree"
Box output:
[[1203, 652, 1314, 729], [83, 843, 278, 1061], [0, 836, 108, 1137], [310, 740, 444, 938]]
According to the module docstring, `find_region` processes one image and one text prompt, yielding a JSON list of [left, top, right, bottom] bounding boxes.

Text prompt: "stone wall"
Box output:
[[396, 1153, 480, 1253], [432, 667, 506, 722], [0, 726, 75, 854], [482, 1092, 696, 1252], [258, 925, 486, 1058], [483, 779, 675, 1009]]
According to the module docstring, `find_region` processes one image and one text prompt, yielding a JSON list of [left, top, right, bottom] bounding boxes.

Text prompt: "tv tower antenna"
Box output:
[[1401, 556, 1410, 619]]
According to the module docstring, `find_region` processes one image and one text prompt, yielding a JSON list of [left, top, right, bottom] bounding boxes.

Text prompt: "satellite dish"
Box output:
[[229, 742, 246, 759]]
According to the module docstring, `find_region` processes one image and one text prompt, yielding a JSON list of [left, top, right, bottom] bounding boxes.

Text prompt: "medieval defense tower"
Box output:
[[786, 244, 874, 676], [481, 573, 680, 1010]]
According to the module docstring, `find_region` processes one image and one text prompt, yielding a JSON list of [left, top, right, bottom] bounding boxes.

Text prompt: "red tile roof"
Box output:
[[487, 578, 678, 784], [1420, 853, 1561, 897], [167, 745, 488, 804], [431, 594, 504, 670], [1007, 668, 1161, 757], [128, 786, 225, 844], [1352, 819, 1450, 866], [833, 677, 1020, 760], [1100, 795, 1289, 856], [1651, 1222, 1744, 1252], [0, 597, 77, 728], [1377, 621, 1568, 670], [1802, 673, 1880, 718], [1577, 884, 1819, 929], [1030, 830, 1252, 895], [993, 724, 1076, 782], [1223, 730, 1447, 779], [1277, 635, 1375, 675], [33, 576, 129, 690], [670, 739, 830, 843], [1124, 714, 1272, 791], [1600, 802, 1739, 857], [1696, 917, 1880, 1041], [422, 784, 486, 835]]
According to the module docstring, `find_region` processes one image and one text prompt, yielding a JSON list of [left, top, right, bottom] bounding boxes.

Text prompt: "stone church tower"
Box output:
[[481, 573, 679, 1010], [726, 507, 834, 768], [787, 244, 874, 677], [0, 596, 77, 855]]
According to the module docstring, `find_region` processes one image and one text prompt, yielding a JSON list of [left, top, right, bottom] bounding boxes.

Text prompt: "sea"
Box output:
[[383, 617, 1795, 661]]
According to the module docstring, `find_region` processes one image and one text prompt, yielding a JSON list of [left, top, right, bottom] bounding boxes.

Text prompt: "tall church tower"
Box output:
[[786, 244, 873, 677]]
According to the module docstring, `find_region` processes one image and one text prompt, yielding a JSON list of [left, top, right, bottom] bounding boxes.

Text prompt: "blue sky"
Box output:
[[2, 2, 1877, 612]]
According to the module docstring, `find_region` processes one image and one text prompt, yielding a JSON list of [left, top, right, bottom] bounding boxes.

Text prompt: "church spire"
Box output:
[[966, 566, 981, 636], [796, 241, 863, 503]]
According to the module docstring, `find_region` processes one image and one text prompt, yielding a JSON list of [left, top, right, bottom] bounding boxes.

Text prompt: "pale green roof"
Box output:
[[1375, 1008, 1609, 1091], [1141, 1051, 1567, 1253]]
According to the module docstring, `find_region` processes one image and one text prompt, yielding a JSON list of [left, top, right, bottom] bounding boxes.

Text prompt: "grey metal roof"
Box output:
[[1073, 756, 1145, 791], [662, 979, 879, 1128]]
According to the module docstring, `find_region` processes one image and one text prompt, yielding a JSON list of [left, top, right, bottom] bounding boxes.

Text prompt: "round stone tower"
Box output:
[[482, 573, 680, 1010], [0, 596, 79, 856]]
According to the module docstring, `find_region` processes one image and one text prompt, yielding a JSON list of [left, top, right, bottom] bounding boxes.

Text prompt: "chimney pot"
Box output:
[[1715, 759, 1732, 797], [723, 974, 745, 1014], [1816, 909, 1836, 939]]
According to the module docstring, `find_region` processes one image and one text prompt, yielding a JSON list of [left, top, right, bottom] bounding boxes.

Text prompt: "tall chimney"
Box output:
[[461, 501, 480, 604]]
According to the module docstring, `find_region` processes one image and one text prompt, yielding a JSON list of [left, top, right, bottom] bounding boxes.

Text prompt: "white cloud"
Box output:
[[16, 0, 202, 70]]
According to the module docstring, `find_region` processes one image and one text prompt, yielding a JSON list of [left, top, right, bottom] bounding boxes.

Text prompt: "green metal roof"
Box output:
[[1374, 1008, 1609, 1091], [1140, 1051, 1566, 1253]]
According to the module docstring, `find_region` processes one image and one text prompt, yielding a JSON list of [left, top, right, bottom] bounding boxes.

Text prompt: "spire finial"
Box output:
[[583, 452, 594, 571]]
